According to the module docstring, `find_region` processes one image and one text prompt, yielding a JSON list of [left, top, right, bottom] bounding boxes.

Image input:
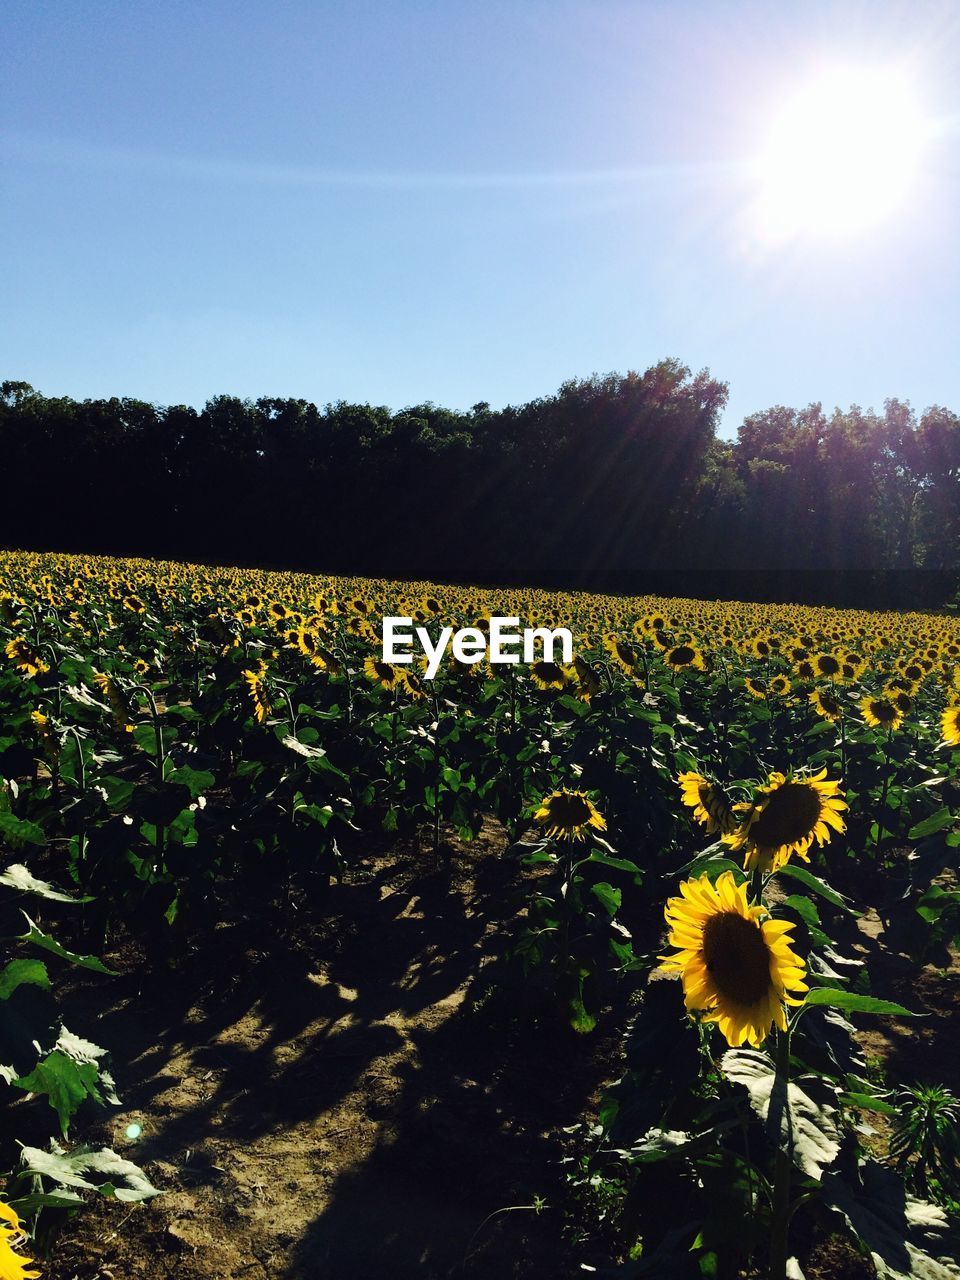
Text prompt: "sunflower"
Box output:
[[4, 638, 49, 678], [572, 655, 602, 703], [364, 656, 400, 690], [883, 685, 913, 716], [400, 670, 428, 700], [529, 659, 569, 691], [809, 688, 842, 722], [0, 1199, 40, 1279], [723, 768, 847, 873], [814, 653, 842, 679], [664, 643, 703, 671], [241, 663, 271, 723], [658, 871, 808, 1048], [744, 677, 768, 700], [942, 703, 960, 748], [603, 634, 637, 672], [861, 695, 903, 731], [678, 772, 737, 835], [122, 594, 146, 614], [534, 789, 606, 841], [768, 674, 792, 698], [92, 672, 134, 733]]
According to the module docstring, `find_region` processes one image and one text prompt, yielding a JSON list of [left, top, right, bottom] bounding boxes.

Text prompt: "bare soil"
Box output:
[[40, 823, 624, 1280]]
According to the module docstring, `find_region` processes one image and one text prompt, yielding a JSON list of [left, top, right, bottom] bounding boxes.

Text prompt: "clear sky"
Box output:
[[3, 0, 959, 435]]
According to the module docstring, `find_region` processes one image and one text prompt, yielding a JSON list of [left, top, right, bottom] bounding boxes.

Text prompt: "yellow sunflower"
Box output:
[[4, 638, 49, 678], [529, 659, 569, 691], [744, 677, 768, 700], [860, 695, 903, 731], [534, 789, 606, 841], [664, 643, 704, 672], [0, 1199, 40, 1279], [723, 768, 847, 873], [942, 703, 960, 748], [678, 772, 737, 835], [659, 870, 808, 1048], [364, 656, 400, 690], [809, 688, 842, 722], [241, 663, 271, 723]]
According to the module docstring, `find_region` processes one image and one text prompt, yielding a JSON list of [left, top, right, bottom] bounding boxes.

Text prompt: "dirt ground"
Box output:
[[24, 833, 960, 1280], [39, 823, 624, 1280]]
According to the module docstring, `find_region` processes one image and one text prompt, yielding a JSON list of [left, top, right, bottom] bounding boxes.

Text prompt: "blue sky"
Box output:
[[3, 0, 959, 435]]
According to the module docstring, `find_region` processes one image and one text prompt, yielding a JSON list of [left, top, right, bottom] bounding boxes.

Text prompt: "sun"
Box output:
[[751, 66, 930, 242]]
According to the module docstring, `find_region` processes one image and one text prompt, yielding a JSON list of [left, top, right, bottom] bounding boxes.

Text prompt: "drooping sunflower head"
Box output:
[[659, 870, 808, 1048], [942, 702, 960, 748], [363, 656, 400, 689], [603, 634, 637, 672], [768, 674, 792, 698], [677, 771, 737, 835], [241, 663, 271, 724], [529, 659, 569, 691], [534, 788, 606, 841], [744, 677, 768, 700], [723, 768, 847, 873]]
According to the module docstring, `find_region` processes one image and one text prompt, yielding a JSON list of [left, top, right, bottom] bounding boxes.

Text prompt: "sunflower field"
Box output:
[[1, 548, 959, 1280]]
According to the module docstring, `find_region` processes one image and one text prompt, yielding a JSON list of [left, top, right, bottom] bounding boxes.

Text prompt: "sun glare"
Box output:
[[752, 66, 929, 242]]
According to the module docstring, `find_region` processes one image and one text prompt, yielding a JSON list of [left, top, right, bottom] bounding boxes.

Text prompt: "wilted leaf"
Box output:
[[720, 1048, 841, 1178]]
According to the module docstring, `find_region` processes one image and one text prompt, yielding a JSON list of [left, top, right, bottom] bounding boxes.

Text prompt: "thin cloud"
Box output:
[[2, 131, 744, 190]]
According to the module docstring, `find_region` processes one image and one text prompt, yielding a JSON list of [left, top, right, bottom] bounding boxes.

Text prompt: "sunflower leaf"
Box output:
[[908, 808, 955, 840], [720, 1049, 841, 1178], [775, 865, 857, 914], [804, 988, 917, 1017]]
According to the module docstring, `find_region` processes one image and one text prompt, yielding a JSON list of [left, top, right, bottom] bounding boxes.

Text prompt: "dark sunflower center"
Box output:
[[374, 661, 395, 681], [548, 793, 592, 827], [749, 783, 822, 848], [817, 656, 840, 675], [671, 646, 695, 665], [534, 661, 564, 682], [702, 911, 772, 1006], [871, 701, 896, 724]]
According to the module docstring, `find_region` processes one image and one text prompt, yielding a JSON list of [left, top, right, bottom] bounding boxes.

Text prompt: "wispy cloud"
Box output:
[[2, 131, 743, 191]]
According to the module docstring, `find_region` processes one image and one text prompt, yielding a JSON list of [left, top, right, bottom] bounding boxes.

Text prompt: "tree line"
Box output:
[[2, 361, 958, 608]]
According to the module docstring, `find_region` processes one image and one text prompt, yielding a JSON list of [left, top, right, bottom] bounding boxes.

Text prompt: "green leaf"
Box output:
[[165, 765, 215, 798], [721, 1048, 841, 1178], [14, 1051, 103, 1134], [18, 1143, 161, 1202], [19, 916, 115, 974], [587, 851, 643, 876], [591, 881, 622, 917], [842, 1091, 898, 1117], [775, 864, 856, 914], [0, 864, 91, 902], [282, 734, 327, 759], [908, 808, 956, 840], [0, 811, 46, 847], [0, 957, 50, 999], [805, 988, 916, 1017]]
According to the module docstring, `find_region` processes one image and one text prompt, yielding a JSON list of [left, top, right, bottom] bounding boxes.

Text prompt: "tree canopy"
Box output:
[[2, 361, 957, 607]]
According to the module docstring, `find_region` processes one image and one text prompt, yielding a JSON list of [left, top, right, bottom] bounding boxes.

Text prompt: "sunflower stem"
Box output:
[[768, 1025, 793, 1280]]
